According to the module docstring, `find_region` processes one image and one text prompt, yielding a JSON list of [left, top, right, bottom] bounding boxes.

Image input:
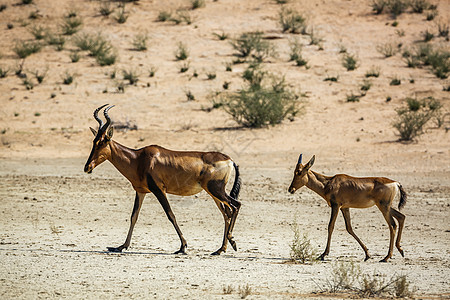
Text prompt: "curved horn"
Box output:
[[298, 154, 303, 164], [93, 104, 109, 129], [102, 105, 115, 131]]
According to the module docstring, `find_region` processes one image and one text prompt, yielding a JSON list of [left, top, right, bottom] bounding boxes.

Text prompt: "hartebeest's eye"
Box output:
[[296, 170, 301, 176]]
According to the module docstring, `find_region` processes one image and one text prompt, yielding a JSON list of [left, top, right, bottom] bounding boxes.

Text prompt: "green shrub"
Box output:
[[370, 0, 386, 14], [157, 10, 172, 22], [73, 33, 117, 66], [122, 68, 139, 84], [13, 40, 42, 58], [62, 71, 75, 85], [60, 15, 82, 35], [410, 0, 431, 13], [45, 32, 65, 51], [289, 221, 317, 264], [376, 42, 398, 57], [365, 66, 380, 77], [393, 96, 441, 141], [99, 1, 113, 16], [132, 32, 148, 51], [230, 31, 277, 62], [29, 25, 47, 40], [190, 0, 205, 10], [174, 41, 189, 60], [0, 66, 9, 78], [360, 79, 372, 91], [390, 76, 401, 85], [342, 53, 358, 71], [387, 0, 408, 17], [114, 7, 128, 24], [279, 7, 307, 34], [218, 66, 302, 128]]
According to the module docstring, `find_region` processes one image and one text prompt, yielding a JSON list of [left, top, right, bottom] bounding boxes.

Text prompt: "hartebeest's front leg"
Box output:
[[108, 192, 145, 252], [147, 174, 187, 254], [318, 203, 339, 260]]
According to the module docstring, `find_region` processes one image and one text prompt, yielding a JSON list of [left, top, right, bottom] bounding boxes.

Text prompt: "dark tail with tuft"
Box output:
[[398, 183, 407, 210], [230, 162, 241, 200]]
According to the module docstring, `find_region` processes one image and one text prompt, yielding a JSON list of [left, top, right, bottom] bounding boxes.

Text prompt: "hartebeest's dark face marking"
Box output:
[[288, 154, 315, 194], [84, 104, 115, 174]]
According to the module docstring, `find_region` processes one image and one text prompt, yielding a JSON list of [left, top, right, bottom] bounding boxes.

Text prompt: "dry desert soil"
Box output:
[[0, 0, 449, 299]]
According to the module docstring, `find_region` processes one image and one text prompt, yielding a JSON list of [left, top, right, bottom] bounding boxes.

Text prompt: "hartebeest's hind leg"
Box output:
[[318, 203, 339, 260], [378, 202, 396, 262], [204, 181, 240, 255], [391, 208, 405, 257], [108, 192, 146, 252], [147, 174, 187, 254], [340, 208, 371, 261]]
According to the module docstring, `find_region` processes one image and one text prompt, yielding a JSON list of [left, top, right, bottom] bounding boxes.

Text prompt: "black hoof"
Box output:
[[174, 249, 187, 255], [230, 240, 237, 251], [211, 250, 223, 255], [107, 247, 123, 253]]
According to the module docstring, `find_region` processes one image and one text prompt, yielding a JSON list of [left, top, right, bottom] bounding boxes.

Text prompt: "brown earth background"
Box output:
[[0, 0, 449, 298]]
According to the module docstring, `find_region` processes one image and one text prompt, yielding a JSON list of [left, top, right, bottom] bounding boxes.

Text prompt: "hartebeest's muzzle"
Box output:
[[84, 163, 93, 174], [288, 186, 296, 194]]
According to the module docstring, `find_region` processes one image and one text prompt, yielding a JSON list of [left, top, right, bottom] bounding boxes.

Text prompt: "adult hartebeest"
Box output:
[[288, 154, 407, 262], [84, 104, 241, 255]]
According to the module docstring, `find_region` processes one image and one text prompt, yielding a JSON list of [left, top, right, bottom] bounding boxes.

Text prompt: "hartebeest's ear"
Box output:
[[106, 126, 114, 140], [90, 127, 98, 136], [305, 155, 315, 170]]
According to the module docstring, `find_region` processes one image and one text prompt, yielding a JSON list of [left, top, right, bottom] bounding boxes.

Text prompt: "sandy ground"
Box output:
[[0, 0, 449, 298]]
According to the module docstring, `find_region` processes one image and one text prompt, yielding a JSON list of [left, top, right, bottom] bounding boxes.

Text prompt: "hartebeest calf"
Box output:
[[84, 104, 241, 255], [288, 154, 407, 262]]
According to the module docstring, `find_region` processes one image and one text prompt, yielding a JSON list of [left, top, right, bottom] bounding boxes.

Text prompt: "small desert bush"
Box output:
[[360, 79, 372, 91], [315, 261, 413, 298], [390, 76, 401, 86], [157, 10, 172, 22], [376, 42, 398, 57], [365, 66, 380, 77], [99, 1, 113, 16], [29, 25, 47, 40], [346, 93, 361, 102], [132, 32, 148, 51], [213, 31, 228, 40], [45, 32, 65, 51], [289, 38, 308, 66], [410, 0, 431, 13], [0, 66, 9, 78], [13, 40, 42, 58], [279, 7, 307, 34], [174, 41, 189, 60], [114, 7, 128, 24], [69, 51, 80, 63], [437, 21, 449, 38], [122, 68, 139, 85], [289, 222, 317, 264], [33, 68, 47, 84], [238, 284, 252, 299], [62, 71, 75, 85], [387, 0, 409, 17], [370, 0, 386, 14], [190, 0, 205, 10], [73, 33, 117, 66], [230, 31, 277, 62], [404, 44, 449, 78], [342, 53, 359, 71], [218, 65, 302, 128], [60, 15, 82, 35], [393, 96, 442, 141], [179, 61, 190, 73], [171, 10, 193, 25]]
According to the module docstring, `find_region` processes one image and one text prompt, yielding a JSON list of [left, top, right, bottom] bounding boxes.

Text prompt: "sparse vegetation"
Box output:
[[99, 1, 113, 17], [122, 69, 139, 85], [175, 41, 189, 60], [360, 79, 372, 91], [314, 260, 414, 298], [213, 31, 229, 41], [185, 89, 195, 101], [62, 71, 75, 85], [376, 42, 398, 57], [346, 93, 361, 102], [157, 10, 172, 22], [238, 284, 252, 299], [179, 61, 190, 73], [365, 66, 380, 77], [60, 14, 82, 35], [422, 29, 434, 42], [114, 7, 128, 24], [0, 66, 9, 78], [393, 96, 442, 141], [206, 71, 216, 80], [289, 221, 317, 264], [29, 25, 47, 40], [390, 76, 401, 86], [73, 32, 117, 66], [190, 0, 205, 10], [70, 51, 81, 63], [230, 31, 277, 62], [33, 68, 47, 84], [342, 53, 358, 71], [13, 40, 42, 58], [45, 32, 66, 51], [132, 32, 148, 51], [279, 7, 307, 34]]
